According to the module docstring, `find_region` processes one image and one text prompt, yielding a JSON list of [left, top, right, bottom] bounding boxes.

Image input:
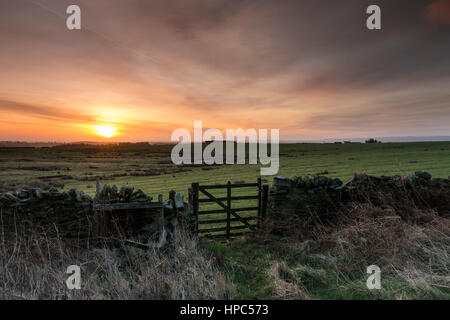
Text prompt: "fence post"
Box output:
[[227, 181, 231, 240], [188, 188, 193, 205], [169, 190, 178, 217], [261, 184, 269, 225], [94, 178, 102, 242], [192, 183, 199, 236], [95, 177, 101, 202], [257, 178, 262, 228]]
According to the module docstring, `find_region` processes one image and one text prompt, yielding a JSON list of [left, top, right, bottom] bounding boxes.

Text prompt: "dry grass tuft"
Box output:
[[267, 261, 309, 300]]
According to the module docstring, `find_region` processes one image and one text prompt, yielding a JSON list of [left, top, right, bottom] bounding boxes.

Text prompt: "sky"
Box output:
[[0, 0, 449, 142]]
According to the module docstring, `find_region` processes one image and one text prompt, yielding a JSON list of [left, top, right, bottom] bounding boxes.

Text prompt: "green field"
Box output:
[[1, 141, 448, 196]]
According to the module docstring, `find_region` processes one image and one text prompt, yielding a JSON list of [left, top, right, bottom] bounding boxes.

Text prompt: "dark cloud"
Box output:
[[426, 0, 450, 25], [135, 0, 252, 38]]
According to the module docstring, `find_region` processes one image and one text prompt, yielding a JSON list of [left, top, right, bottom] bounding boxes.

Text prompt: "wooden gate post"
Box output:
[[261, 184, 269, 224], [257, 178, 262, 228], [192, 183, 199, 235], [226, 181, 231, 240]]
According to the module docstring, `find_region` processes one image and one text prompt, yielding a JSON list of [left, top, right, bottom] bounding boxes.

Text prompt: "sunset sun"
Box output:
[[93, 125, 117, 138]]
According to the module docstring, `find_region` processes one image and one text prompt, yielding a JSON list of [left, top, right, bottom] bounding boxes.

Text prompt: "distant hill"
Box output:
[[1, 136, 449, 147], [0, 141, 63, 148], [375, 136, 450, 142], [281, 136, 450, 143]]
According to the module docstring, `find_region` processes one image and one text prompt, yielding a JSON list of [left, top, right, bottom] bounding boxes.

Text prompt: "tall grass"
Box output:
[[250, 181, 450, 299], [0, 217, 235, 300]]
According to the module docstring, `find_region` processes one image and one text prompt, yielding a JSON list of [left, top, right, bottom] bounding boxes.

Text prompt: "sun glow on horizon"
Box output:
[[93, 125, 117, 138]]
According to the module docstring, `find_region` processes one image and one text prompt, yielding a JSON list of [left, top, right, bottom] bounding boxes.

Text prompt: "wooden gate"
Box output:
[[190, 179, 269, 240]]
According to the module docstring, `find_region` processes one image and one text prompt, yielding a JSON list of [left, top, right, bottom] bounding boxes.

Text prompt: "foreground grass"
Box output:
[[202, 238, 450, 300], [201, 192, 450, 301], [0, 228, 235, 300], [1, 217, 448, 300]]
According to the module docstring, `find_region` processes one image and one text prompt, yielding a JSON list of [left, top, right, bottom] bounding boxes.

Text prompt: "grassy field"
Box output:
[[1, 142, 449, 197]]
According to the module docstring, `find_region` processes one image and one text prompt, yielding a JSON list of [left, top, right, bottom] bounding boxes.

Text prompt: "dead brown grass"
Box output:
[[267, 261, 309, 300], [0, 224, 235, 300], [253, 182, 450, 297]]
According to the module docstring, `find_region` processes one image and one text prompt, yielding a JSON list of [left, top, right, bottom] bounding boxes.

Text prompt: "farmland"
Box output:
[[0, 141, 449, 197]]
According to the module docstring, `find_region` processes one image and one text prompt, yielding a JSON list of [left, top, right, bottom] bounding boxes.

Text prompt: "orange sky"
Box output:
[[1, 0, 449, 142]]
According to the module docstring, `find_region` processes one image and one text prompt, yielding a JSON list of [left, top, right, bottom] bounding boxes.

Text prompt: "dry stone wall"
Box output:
[[0, 187, 92, 237], [268, 171, 450, 222], [0, 185, 193, 240]]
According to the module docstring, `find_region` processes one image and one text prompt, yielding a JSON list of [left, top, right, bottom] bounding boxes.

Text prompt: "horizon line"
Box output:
[[1, 135, 450, 145]]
